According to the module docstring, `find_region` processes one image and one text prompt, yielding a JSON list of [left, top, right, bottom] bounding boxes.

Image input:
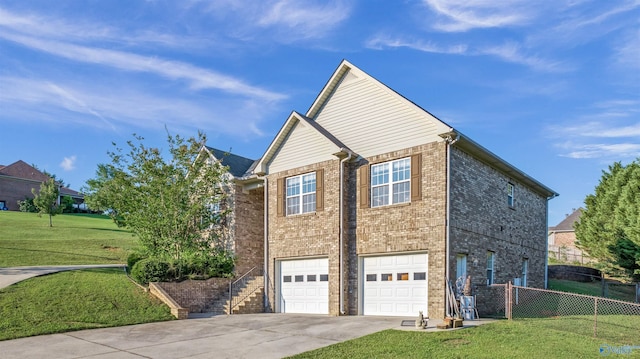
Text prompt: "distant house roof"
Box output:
[[205, 147, 257, 178], [550, 208, 583, 232], [0, 160, 49, 182], [0, 160, 84, 199]]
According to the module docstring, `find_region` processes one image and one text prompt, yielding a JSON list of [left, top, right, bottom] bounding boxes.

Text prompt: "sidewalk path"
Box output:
[[0, 264, 125, 289]]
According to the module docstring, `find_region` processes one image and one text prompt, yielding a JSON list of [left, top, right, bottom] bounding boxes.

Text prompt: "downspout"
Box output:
[[261, 176, 269, 311], [544, 193, 557, 289], [445, 133, 459, 317], [339, 149, 353, 315]]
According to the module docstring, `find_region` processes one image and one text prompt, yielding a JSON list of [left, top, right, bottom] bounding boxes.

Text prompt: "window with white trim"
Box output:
[[371, 158, 411, 207], [486, 251, 495, 285], [286, 172, 316, 215], [507, 183, 515, 208]]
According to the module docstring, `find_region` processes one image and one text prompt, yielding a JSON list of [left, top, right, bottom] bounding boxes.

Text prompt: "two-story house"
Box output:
[[248, 60, 557, 318]]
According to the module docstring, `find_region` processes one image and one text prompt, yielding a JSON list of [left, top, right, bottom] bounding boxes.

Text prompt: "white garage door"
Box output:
[[363, 253, 428, 316], [279, 258, 329, 314]]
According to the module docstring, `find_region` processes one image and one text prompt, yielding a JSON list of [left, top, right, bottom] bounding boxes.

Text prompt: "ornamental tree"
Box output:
[[32, 178, 62, 227], [84, 131, 231, 261]]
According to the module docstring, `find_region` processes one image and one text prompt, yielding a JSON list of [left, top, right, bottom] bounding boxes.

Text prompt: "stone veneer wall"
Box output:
[[232, 185, 264, 276], [448, 146, 549, 314], [266, 158, 342, 315], [352, 142, 448, 318], [155, 278, 231, 313]]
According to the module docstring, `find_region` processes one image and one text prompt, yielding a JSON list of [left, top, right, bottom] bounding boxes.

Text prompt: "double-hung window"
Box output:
[[286, 172, 316, 215], [371, 158, 411, 207], [486, 251, 495, 285], [507, 183, 515, 208]]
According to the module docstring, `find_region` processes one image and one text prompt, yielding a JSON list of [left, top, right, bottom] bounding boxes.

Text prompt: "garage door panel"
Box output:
[[363, 253, 428, 316], [280, 258, 329, 315]]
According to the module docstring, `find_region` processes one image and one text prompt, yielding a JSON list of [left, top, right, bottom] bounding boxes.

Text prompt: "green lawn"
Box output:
[[289, 319, 640, 359], [549, 279, 637, 303], [0, 211, 137, 266], [0, 268, 174, 341]]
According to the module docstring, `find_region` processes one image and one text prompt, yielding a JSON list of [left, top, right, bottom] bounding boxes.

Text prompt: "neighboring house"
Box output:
[[201, 147, 264, 276], [548, 208, 588, 263], [0, 160, 84, 211], [247, 60, 558, 318]]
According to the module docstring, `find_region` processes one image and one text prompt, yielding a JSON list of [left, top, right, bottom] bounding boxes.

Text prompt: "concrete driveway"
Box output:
[[0, 314, 416, 359], [0, 313, 496, 359]]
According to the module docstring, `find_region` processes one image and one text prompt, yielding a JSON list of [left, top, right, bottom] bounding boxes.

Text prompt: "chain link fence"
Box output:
[[488, 283, 640, 343]]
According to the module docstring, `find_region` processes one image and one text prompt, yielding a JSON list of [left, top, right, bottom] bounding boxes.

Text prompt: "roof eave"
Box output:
[[440, 130, 559, 199]]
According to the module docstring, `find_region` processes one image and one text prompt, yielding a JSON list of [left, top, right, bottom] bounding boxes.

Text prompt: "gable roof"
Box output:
[[550, 208, 583, 232], [254, 60, 558, 198], [254, 111, 352, 174], [0, 160, 50, 182], [205, 147, 257, 178]]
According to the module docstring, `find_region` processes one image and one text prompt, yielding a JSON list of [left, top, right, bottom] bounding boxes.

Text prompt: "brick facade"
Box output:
[[0, 177, 41, 211], [265, 141, 551, 318], [352, 142, 448, 317], [266, 159, 342, 314], [449, 147, 549, 313], [230, 185, 264, 276]]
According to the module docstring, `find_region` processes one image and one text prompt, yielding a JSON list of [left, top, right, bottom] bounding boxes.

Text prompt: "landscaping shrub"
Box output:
[[129, 251, 235, 284], [131, 258, 170, 284], [126, 252, 147, 272]]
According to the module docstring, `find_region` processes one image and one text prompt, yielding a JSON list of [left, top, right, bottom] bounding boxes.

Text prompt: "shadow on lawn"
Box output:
[[0, 246, 120, 261]]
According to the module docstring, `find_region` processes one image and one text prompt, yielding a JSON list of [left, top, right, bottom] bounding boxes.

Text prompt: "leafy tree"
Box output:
[[84, 131, 232, 263], [18, 197, 38, 213], [61, 195, 75, 213], [32, 178, 62, 227], [575, 159, 640, 280]]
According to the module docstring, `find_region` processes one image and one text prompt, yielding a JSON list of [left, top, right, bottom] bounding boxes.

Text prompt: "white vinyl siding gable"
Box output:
[[313, 68, 451, 158], [268, 120, 338, 174]]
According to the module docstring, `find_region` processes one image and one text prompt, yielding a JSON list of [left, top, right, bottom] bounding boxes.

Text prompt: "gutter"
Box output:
[[262, 176, 269, 310], [339, 148, 354, 315]]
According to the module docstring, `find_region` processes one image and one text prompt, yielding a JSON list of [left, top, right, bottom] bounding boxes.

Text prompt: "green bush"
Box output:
[[126, 252, 146, 272], [18, 197, 37, 213], [130, 251, 235, 284], [131, 258, 170, 284]]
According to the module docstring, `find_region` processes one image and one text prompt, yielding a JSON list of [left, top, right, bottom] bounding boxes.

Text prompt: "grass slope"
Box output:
[[0, 268, 174, 341], [0, 212, 136, 266], [549, 279, 637, 303], [289, 320, 640, 359]]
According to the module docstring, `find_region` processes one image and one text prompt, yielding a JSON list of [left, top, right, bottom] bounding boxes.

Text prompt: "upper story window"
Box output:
[[277, 170, 324, 217], [507, 182, 515, 208], [371, 158, 411, 207], [286, 172, 316, 215]]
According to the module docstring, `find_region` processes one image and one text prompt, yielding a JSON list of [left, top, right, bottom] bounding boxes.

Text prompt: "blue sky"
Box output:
[[0, 0, 638, 226]]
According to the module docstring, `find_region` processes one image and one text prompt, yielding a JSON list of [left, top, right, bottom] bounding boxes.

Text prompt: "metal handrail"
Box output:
[[228, 266, 264, 314]]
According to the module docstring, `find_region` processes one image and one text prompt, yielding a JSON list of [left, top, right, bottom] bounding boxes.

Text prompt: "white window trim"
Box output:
[[486, 251, 495, 286], [371, 157, 411, 208], [286, 172, 316, 216]]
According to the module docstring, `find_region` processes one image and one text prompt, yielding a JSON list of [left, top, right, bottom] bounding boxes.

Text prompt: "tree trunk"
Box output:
[[49, 213, 53, 227]]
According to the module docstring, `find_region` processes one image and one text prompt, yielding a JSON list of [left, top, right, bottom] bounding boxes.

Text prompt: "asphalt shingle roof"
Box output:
[[206, 147, 256, 178]]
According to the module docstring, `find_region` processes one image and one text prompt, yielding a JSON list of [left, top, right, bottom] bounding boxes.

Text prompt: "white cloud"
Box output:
[[366, 36, 566, 72], [195, 0, 352, 43], [422, 0, 536, 32], [0, 32, 286, 102], [365, 35, 468, 54], [560, 143, 640, 159], [0, 76, 278, 138], [60, 156, 77, 171]]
